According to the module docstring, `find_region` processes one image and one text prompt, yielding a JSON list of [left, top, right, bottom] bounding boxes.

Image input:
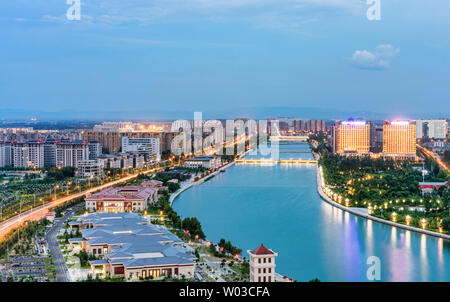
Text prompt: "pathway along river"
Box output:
[[173, 142, 450, 281]]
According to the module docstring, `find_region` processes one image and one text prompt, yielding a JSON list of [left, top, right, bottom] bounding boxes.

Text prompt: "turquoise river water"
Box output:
[[173, 143, 450, 281]]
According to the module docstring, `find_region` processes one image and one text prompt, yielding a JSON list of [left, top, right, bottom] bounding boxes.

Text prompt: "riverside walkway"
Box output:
[[235, 158, 317, 164], [316, 165, 450, 240]]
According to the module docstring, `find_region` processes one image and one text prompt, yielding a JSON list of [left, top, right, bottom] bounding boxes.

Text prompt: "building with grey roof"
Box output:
[[68, 212, 195, 280]]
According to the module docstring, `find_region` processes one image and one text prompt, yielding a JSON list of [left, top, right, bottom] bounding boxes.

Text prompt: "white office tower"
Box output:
[[415, 120, 448, 139], [122, 137, 161, 161]]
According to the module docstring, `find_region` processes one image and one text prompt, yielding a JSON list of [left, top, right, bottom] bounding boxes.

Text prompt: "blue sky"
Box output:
[[0, 0, 449, 119]]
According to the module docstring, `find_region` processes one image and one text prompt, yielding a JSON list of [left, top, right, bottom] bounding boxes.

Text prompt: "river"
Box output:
[[173, 142, 450, 281]]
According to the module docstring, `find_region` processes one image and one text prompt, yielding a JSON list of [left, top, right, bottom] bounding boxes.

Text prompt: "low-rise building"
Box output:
[[248, 244, 277, 282], [184, 156, 221, 169], [68, 212, 196, 280], [76, 160, 104, 178], [419, 181, 450, 194], [85, 185, 159, 213], [98, 152, 145, 170]]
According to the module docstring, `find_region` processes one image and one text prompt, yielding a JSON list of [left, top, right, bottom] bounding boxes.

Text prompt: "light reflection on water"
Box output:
[[173, 143, 449, 281]]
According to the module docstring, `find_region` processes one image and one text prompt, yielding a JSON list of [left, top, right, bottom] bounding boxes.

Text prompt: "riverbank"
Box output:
[[170, 161, 236, 206], [170, 150, 253, 206], [316, 165, 450, 240]]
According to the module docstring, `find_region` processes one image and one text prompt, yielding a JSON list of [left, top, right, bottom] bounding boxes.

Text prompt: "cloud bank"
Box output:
[[350, 44, 400, 70]]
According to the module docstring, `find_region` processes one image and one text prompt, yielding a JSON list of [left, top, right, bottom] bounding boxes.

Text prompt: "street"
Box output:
[[0, 168, 156, 238], [45, 205, 82, 282]]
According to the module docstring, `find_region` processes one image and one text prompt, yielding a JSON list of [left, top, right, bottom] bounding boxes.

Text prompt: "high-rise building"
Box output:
[[122, 137, 160, 161], [293, 120, 304, 131], [414, 119, 448, 139], [332, 121, 371, 154], [370, 125, 383, 153], [291, 119, 326, 132], [56, 141, 90, 168], [87, 140, 102, 160], [382, 121, 416, 159], [11, 141, 45, 168], [0, 143, 12, 167], [84, 130, 174, 155]]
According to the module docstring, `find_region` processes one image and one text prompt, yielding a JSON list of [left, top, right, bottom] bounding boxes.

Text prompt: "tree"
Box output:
[[441, 217, 450, 232], [182, 217, 205, 239], [168, 182, 180, 193]]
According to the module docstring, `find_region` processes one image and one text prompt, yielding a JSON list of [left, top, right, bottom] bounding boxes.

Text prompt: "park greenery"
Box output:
[[52, 196, 85, 218], [0, 219, 50, 259], [319, 153, 450, 233], [440, 150, 450, 169]]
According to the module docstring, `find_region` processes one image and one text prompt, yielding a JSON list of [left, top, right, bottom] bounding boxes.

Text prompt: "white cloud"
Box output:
[[350, 44, 400, 70]]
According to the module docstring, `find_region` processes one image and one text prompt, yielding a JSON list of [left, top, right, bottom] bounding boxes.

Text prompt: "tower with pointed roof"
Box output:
[[247, 243, 278, 282]]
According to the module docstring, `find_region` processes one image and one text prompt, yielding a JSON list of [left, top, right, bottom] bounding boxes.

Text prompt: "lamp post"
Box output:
[[421, 219, 427, 229], [405, 215, 411, 225], [54, 185, 59, 200], [66, 181, 72, 195]]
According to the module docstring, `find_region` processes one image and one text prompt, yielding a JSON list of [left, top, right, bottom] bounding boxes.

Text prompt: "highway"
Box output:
[[417, 144, 449, 172], [0, 168, 155, 239]]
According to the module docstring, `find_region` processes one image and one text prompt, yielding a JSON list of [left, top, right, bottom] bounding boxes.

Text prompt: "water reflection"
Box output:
[[391, 227, 397, 246], [420, 234, 429, 281], [174, 143, 450, 281]]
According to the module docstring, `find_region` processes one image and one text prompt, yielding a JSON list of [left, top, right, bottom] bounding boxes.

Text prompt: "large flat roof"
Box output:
[[74, 213, 194, 269]]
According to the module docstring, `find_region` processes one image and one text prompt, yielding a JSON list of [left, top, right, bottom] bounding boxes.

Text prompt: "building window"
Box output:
[[263, 276, 266, 282], [263, 258, 266, 263], [263, 268, 266, 274], [258, 277, 261, 282], [268, 276, 271, 282], [258, 268, 261, 273], [258, 258, 261, 263], [268, 258, 271, 263], [268, 268, 271, 273]]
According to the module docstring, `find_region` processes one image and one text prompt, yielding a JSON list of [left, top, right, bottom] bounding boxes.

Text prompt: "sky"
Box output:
[[0, 0, 449, 120]]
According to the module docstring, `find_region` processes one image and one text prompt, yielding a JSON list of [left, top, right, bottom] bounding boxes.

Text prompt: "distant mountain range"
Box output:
[[0, 107, 447, 122]]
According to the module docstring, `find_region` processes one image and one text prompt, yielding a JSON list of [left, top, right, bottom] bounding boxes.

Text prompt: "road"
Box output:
[[0, 168, 156, 239], [46, 205, 82, 282], [417, 144, 449, 172]]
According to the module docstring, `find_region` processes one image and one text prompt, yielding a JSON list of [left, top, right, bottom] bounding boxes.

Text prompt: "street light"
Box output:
[[54, 185, 60, 200], [391, 212, 397, 222], [421, 219, 427, 229], [405, 215, 411, 225]]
